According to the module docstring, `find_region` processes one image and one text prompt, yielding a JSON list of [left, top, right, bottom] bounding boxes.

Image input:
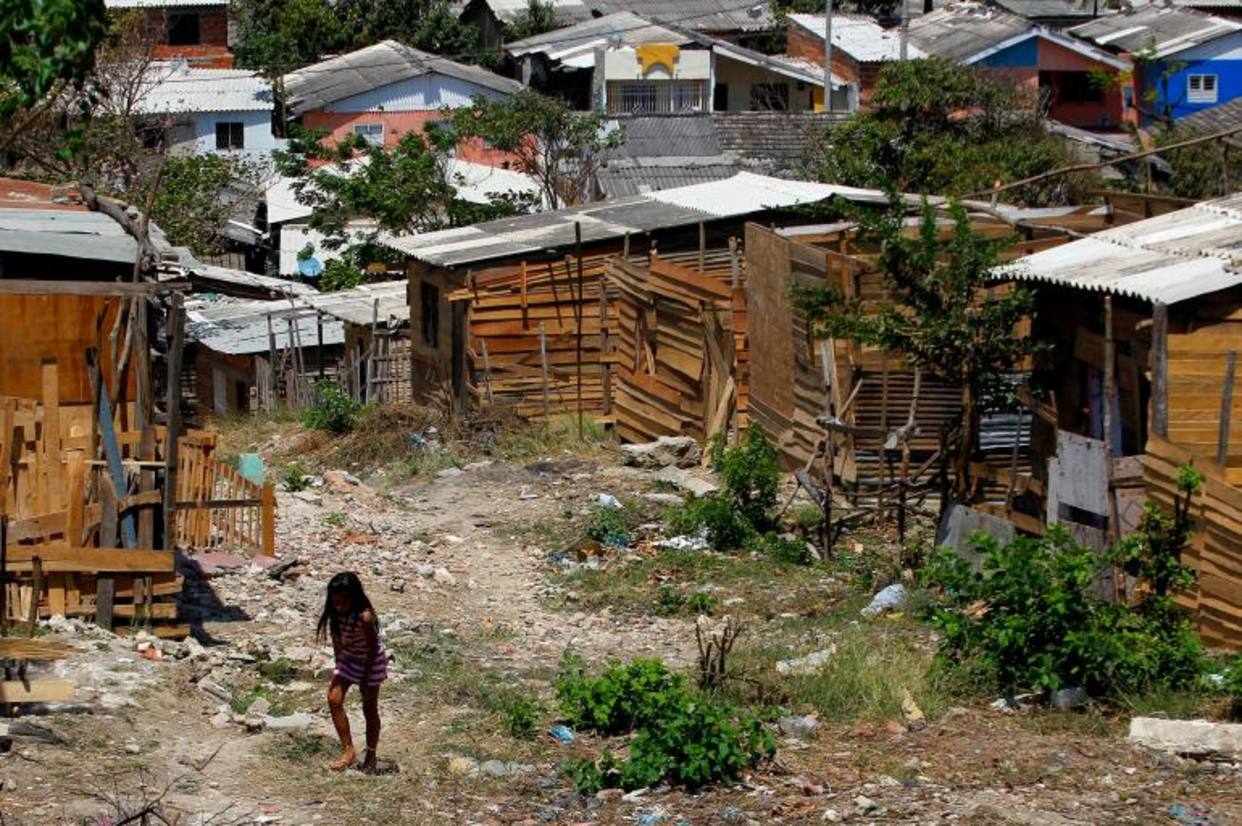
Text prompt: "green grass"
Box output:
[[489, 414, 614, 462], [549, 546, 845, 619]]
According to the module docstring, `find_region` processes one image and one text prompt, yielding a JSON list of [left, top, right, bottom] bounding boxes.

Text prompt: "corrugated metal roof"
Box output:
[[283, 40, 522, 117], [989, 0, 1098, 19], [910, 3, 1127, 68], [187, 296, 346, 356], [0, 208, 169, 263], [1177, 95, 1242, 133], [1071, 7, 1242, 58], [381, 172, 891, 267], [998, 194, 1242, 304], [605, 115, 722, 158], [506, 12, 690, 59], [590, 0, 775, 32], [136, 63, 272, 114], [480, 0, 595, 25], [304, 280, 409, 327], [596, 159, 740, 197], [788, 14, 928, 62], [191, 264, 317, 297], [447, 159, 544, 205]]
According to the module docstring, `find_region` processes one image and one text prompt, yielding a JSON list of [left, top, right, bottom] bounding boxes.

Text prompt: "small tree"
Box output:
[[797, 192, 1038, 502], [810, 59, 1086, 206], [448, 90, 623, 208], [151, 155, 262, 257], [506, 0, 559, 40]]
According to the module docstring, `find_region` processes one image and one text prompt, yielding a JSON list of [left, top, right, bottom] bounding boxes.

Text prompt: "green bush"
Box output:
[[924, 467, 1207, 700], [748, 532, 814, 565], [665, 496, 753, 551], [709, 426, 781, 531], [656, 583, 685, 616], [555, 656, 687, 735], [301, 381, 361, 434], [555, 656, 774, 793], [584, 504, 629, 547], [661, 426, 782, 551], [501, 696, 541, 738], [686, 591, 718, 616], [282, 462, 310, 492]]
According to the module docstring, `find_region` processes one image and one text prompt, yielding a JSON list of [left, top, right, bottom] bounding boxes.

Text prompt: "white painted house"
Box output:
[[136, 62, 280, 158]]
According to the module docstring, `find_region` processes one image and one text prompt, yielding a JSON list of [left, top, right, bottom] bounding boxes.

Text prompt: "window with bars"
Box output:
[[606, 81, 707, 115], [1188, 74, 1218, 104], [352, 123, 384, 146]]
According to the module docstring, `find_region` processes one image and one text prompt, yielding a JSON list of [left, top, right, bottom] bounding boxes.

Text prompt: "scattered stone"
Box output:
[[821, 809, 842, 822], [323, 470, 362, 490], [391, 578, 406, 594], [776, 646, 836, 676], [124, 742, 141, 755], [7, 720, 68, 746], [263, 713, 314, 732], [1052, 686, 1088, 711], [436, 467, 464, 479], [721, 806, 747, 823], [292, 490, 324, 506], [778, 714, 819, 740], [652, 466, 718, 497], [447, 755, 479, 776], [621, 436, 703, 469], [854, 795, 877, 814], [478, 759, 534, 777], [901, 689, 926, 732], [640, 491, 684, 507], [861, 583, 907, 617], [1129, 717, 1242, 761], [245, 697, 271, 717], [198, 679, 233, 704], [432, 567, 457, 587]]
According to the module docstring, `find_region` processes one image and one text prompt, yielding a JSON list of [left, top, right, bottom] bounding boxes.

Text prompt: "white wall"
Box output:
[[182, 109, 280, 157], [603, 48, 712, 81], [324, 74, 512, 113]]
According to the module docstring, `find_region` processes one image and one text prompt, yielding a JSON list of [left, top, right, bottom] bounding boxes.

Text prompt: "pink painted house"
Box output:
[[283, 40, 524, 166]]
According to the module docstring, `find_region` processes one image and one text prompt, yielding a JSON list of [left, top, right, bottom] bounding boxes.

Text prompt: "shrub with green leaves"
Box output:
[[660, 426, 783, 551], [584, 504, 629, 547], [924, 467, 1206, 700], [282, 462, 310, 492], [748, 532, 814, 565], [555, 656, 774, 793], [301, 381, 361, 434]]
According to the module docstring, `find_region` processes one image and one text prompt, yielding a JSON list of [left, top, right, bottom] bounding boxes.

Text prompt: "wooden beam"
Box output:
[[1218, 350, 1237, 468], [1151, 301, 1169, 439], [0, 280, 187, 296], [3, 547, 174, 573], [163, 292, 185, 550], [0, 679, 75, 703]]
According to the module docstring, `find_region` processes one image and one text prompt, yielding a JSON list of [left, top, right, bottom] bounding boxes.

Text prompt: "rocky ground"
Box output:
[[2, 435, 1242, 824]]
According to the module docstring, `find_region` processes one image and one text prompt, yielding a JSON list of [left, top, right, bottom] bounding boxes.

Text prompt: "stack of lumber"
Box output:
[[1145, 436, 1242, 648], [606, 254, 745, 443]]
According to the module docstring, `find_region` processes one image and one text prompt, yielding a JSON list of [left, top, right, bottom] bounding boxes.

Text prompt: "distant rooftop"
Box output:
[[283, 40, 523, 117], [1071, 6, 1242, 58], [910, 3, 1127, 68], [136, 63, 272, 114], [788, 14, 927, 62]]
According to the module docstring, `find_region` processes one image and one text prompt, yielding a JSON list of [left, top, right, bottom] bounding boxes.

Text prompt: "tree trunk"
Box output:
[[953, 382, 980, 503]]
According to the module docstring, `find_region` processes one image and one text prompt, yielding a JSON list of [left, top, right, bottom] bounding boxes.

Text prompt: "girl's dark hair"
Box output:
[[316, 571, 376, 643]]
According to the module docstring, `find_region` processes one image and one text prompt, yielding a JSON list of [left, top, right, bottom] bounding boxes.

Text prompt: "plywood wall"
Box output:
[[0, 294, 128, 404]]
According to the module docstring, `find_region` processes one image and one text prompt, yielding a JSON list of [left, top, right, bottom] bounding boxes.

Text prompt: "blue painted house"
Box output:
[[1072, 7, 1242, 123]]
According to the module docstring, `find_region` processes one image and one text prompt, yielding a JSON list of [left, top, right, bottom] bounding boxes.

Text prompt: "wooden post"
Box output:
[[539, 322, 550, 423], [97, 479, 117, 630], [40, 360, 61, 512], [138, 426, 155, 549], [729, 237, 740, 289], [317, 312, 325, 378], [480, 338, 495, 404], [163, 292, 185, 552], [1103, 295, 1116, 457], [622, 232, 631, 261], [1151, 301, 1169, 439], [520, 260, 529, 329], [266, 312, 278, 401], [366, 298, 379, 402], [600, 288, 612, 416], [260, 480, 276, 557], [698, 221, 706, 273], [26, 557, 41, 636], [1218, 350, 1237, 468], [574, 221, 584, 440]]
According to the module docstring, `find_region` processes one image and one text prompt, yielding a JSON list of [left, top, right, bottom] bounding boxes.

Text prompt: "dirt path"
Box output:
[[3, 454, 1242, 824]]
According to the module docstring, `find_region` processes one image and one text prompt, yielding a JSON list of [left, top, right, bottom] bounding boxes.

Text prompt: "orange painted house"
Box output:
[[283, 40, 525, 167]]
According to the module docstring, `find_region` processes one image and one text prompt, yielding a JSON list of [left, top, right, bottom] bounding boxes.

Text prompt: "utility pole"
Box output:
[[823, 0, 834, 112], [900, 0, 910, 61]]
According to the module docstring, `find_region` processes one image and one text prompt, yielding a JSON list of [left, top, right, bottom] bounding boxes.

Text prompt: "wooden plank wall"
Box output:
[[606, 255, 743, 443], [1145, 436, 1242, 648], [451, 247, 740, 425], [1166, 318, 1242, 485], [0, 294, 130, 403]]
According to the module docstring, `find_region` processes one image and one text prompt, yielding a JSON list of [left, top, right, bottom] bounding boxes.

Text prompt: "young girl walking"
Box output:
[[317, 572, 387, 773]]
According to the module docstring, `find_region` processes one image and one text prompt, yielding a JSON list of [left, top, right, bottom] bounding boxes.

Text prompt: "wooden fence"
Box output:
[[0, 358, 274, 633], [605, 253, 746, 443], [1145, 435, 1242, 648]]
